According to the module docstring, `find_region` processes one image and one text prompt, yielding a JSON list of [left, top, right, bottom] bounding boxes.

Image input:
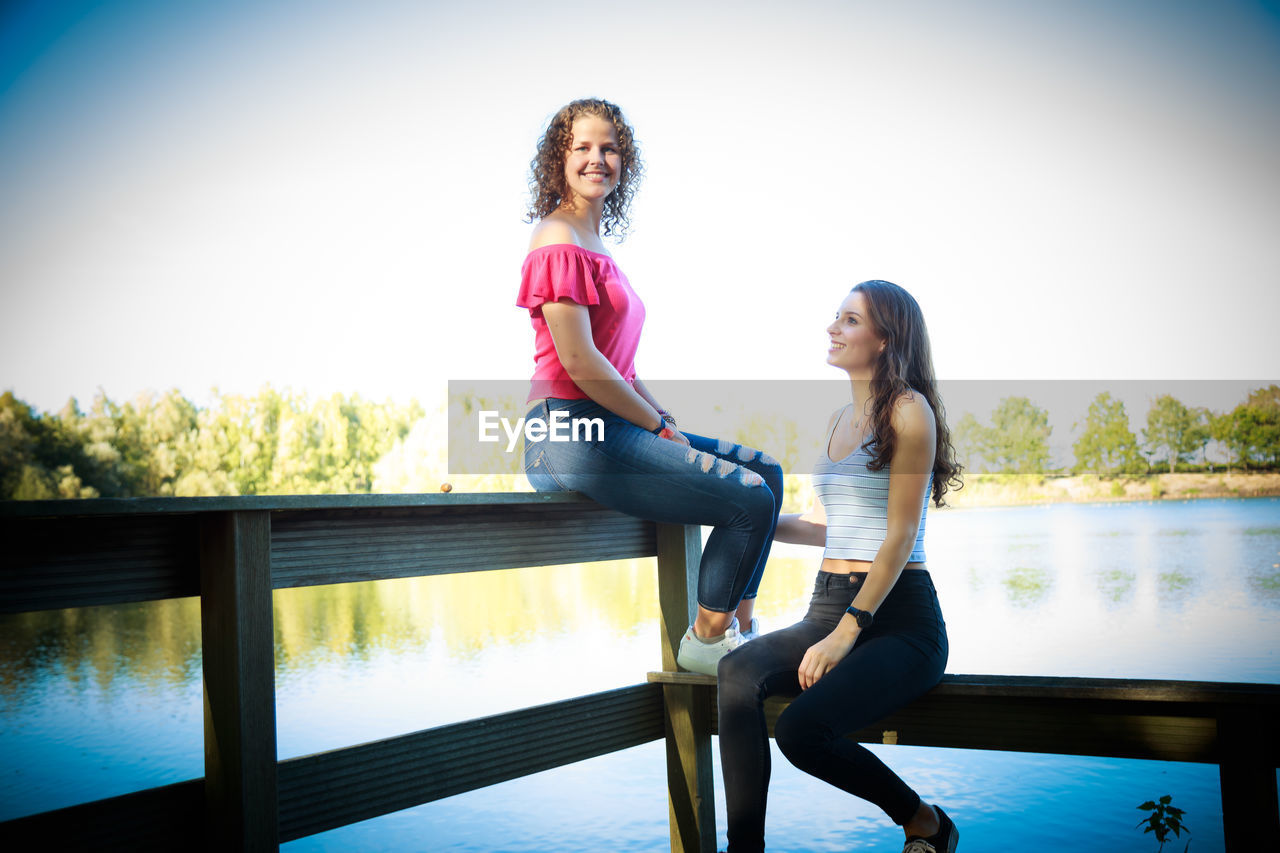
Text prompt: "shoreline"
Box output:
[[941, 471, 1280, 509]]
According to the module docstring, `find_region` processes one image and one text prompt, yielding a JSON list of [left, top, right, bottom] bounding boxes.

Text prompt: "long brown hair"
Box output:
[[526, 98, 643, 239], [853, 280, 962, 506]]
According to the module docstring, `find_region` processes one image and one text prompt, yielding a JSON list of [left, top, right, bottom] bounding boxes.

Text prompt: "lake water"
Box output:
[[2, 496, 1278, 851]]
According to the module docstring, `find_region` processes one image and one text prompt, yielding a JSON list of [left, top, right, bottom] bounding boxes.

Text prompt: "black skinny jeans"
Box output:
[[717, 570, 949, 853]]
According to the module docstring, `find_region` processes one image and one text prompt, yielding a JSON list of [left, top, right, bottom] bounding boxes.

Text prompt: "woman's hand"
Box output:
[[798, 626, 858, 689], [666, 431, 691, 447]]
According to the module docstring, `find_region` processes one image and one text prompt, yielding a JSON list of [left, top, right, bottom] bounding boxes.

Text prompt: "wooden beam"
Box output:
[[1218, 706, 1280, 852], [269, 503, 656, 588], [0, 514, 199, 613], [646, 672, 1280, 765], [199, 511, 277, 852], [276, 684, 665, 842], [655, 523, 715, 853], [0, 778, 202, 851], [0, 497, 659, 611]]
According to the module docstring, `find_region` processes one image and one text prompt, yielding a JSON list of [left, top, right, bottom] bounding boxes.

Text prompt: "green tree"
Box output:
[[986, 396, 1052, 475], [1223, 385, 1280, 469], [1073, 392, 1143, 477], [952, 412, 989, 473], [950, 398, 1051, 475], [1143, 395, 1201, 473], [1187, 407, 1214, 471], [3, 386, 428, 499], [1, 392, 118, 499]]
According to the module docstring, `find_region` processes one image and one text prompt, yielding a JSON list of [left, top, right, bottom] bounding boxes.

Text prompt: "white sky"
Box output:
[[1, 0, 1278, 423]]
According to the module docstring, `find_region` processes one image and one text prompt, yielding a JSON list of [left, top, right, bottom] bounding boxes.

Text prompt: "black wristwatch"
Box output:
[[845, 605, 874, 628]]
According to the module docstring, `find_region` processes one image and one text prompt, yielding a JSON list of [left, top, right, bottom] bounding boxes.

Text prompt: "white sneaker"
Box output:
[[676, 618, 743, 676], [740, 617, 761, 642]]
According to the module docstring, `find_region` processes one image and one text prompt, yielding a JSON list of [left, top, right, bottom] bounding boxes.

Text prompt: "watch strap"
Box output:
[[845, 604, 874, 628]]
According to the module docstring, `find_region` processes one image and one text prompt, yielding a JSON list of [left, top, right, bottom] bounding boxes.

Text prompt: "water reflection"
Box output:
[[1000, 566, 1052, 606], [1095, 568, 1136, 604], [0, 599, 202, 699]]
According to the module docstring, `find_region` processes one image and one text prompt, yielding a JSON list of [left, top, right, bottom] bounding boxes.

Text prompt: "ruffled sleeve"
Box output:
[[517, 244, 601, 316]]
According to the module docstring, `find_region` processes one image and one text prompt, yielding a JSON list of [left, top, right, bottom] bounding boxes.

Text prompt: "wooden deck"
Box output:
[[1, 493, 1277, 851]]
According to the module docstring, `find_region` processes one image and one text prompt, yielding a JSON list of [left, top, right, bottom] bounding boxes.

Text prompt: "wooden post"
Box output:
[[656, 523, 715, 853], [200, 511, 278, 851], [1218, 706, 1279, 852]]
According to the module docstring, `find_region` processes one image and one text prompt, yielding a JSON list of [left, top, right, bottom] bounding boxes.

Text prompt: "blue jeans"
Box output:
[[522, 397, 783, 611], [717, 570, 949, 852]]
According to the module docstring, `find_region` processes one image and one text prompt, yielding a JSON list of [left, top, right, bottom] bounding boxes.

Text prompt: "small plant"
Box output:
[[1136, 795, 1190, 851]]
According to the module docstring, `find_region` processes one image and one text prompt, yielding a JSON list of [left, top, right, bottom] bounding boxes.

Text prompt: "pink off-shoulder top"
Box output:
[[517, 243, 646, 402]]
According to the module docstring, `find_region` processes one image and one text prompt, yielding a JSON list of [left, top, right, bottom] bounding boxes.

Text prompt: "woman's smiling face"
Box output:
[[826, 290, 885, 375], [561, 115, 622, 207]]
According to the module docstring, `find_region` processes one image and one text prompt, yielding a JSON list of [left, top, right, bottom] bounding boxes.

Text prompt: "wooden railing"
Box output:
[[1, 493, 1277, 852]]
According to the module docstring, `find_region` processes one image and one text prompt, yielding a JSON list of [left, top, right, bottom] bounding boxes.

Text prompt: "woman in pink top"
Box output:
[[518, 98, 783, 676]]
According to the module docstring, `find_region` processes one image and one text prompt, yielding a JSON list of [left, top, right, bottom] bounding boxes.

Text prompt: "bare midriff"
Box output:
[[821, 557, 927, 575]]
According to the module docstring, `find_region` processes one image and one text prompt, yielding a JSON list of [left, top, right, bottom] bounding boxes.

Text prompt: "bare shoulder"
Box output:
[[529, 216, 582, 251], [890, 390, 936, 439]]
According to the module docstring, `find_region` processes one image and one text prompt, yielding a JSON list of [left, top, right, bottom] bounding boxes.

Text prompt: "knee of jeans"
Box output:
[[760, 456, 784, 492], [716, 645, 750, 683], [715, 648, 766, 705], [774, 705, 827, 761]]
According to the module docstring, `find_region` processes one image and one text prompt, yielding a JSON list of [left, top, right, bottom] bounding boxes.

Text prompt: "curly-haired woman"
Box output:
[[716, 280, 963, 853], [517, 97, 782, 675]]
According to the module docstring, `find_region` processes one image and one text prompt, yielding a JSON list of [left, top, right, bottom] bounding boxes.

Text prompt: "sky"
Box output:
[[2, 0, 1278, 428]]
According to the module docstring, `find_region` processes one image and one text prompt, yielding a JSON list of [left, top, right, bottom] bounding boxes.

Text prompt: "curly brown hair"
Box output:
[[526, 98, 643, 239], [852, 280, 963, 507]]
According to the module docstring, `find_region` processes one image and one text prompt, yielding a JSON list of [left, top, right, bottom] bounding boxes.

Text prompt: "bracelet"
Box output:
[[650, 422, 677, 440], [658, 410, 677, 427]]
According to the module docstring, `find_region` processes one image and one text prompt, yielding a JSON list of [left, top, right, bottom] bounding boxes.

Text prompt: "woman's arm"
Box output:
[[774, 503, 826, 546], [541, 300, 667, 431], [797, 394, 937, 689], [632, 378, 670, 422]]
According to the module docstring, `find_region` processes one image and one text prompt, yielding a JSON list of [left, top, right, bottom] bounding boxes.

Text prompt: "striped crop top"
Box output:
[[813, 413, 930, 563]]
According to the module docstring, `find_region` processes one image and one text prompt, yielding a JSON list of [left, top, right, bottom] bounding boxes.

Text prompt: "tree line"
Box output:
[[0, 388, 422, 500], [2, 384, 1277, 500], [954, 385, 1280, 477]]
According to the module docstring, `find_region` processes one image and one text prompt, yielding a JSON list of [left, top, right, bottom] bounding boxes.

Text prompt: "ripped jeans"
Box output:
[[522, 398, 783, 612]]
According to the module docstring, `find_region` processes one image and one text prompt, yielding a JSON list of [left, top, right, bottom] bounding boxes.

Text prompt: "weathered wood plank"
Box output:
[[0, 491, 597, 518], [648, 671, 1280, 706], [0, 498, 658, 610], [646, 671, 1280, 765], [276, 684, 665, 842], [269, 503, 656, 588], [655, 523, 715, 853], [656, 524, 701, 672], [200, 512, 277, 852], [0, 778, 202, 851], [0, 514, 199, 613]]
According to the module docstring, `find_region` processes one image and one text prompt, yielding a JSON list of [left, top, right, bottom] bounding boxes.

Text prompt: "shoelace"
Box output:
[[903, 841, 937, 853]]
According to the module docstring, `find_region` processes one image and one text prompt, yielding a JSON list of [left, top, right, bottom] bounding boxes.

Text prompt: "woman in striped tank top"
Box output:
[[716, 280, 963, 853]]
